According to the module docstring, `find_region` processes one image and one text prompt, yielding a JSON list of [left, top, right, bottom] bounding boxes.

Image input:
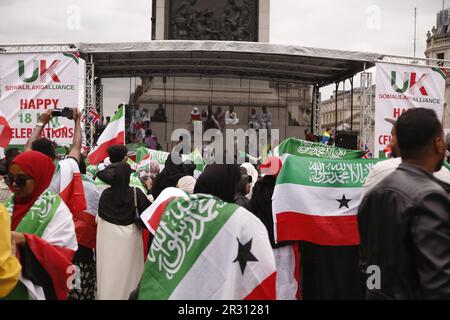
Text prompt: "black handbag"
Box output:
[[133, 187, 143, 229]]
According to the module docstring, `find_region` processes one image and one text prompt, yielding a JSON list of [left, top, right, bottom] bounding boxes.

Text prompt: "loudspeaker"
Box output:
[[335, 131, 358, 150]]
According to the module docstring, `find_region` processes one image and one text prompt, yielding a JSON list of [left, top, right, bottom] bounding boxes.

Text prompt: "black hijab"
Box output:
[[151, 154, 195, 199], [194, 164, 241, 203], [98, 162, 135, 225]]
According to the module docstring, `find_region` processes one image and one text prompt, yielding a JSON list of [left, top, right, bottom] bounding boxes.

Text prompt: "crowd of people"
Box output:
[[188, 105, 273, 135], [1, 107, 450, 300]]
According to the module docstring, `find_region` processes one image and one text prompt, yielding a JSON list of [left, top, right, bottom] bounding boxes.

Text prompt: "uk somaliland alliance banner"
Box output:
[[374, 63, 447, 157], [272, 155, 380, 246], [0, 52, 81, 145], [88, 105, 125, 165]]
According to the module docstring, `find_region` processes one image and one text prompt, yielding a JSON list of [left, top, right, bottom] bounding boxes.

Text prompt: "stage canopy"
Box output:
[[76, 41, 382, 87]]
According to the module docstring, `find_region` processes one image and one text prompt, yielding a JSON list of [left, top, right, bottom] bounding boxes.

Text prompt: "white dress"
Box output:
[[96, 217, 144, 300]]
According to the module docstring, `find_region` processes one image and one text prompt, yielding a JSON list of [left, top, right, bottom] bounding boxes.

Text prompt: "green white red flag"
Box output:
[[88, 105, 125, 165], [272, 155, 380, 246], [138, 191, 277, 300], [275, 137, 365, 159], [51, 158, 87, 215]]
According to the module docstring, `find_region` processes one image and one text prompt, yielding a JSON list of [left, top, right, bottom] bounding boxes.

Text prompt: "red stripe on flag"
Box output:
[[148, 197, 175, 235], [88, 131, 125, 165], [60, 173, 87, 215], [244, 271, 277, 300], [142, 228, 150, 261], [23, 234, 75, 300], [73, 211, 97, 249], [276, 212, 360, 246]]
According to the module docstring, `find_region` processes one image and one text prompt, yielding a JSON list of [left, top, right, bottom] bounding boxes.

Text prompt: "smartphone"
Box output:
[[52, 107, 74, 120]]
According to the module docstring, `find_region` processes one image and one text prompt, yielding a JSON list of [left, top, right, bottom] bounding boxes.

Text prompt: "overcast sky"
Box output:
[[0, 0, 445, 116]]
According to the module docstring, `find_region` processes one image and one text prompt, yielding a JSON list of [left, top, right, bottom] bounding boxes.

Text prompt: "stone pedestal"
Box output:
[[152, 0, 270, 42]]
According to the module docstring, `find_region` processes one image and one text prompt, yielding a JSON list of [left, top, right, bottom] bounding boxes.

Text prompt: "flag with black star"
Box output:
[[272, 155, 381, 246]]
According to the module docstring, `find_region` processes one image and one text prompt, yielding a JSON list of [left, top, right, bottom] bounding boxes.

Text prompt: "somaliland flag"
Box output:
[[88, 105, 125, 165], [138, 192, 277, 300], [275, 137, 364, 159], [272, 155, 380, 246]]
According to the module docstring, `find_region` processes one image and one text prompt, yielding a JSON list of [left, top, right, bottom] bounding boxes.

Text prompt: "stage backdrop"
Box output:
[[0, 52, 81, 146], [374, 62, 446, 157]]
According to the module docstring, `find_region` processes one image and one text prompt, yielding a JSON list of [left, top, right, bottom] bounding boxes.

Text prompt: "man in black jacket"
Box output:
[[358, 108, 450, 299]]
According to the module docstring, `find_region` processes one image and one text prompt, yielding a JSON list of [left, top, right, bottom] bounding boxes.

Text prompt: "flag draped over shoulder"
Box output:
[[4, 190, 77, 300], [272, 155, 380, 246], [275, 138, 365, 159], [138, 193, 277, 300], [72, 175, 100, 249], [88, 106, 125, 165]]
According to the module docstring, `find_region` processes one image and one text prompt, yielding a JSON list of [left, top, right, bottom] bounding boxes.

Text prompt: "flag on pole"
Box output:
[[88, 105, 125, 165], [272, 155, 380, 246], [138, 192, 277, 300], [87, 106, 101, 126]]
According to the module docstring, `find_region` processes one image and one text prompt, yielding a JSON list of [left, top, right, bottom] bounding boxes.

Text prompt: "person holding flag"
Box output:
[[25, 108, 95, 300], [3, 151, 77, 300]]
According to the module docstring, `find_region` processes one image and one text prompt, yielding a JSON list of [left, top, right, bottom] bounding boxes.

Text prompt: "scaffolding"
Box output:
[[6, 41, 449, 152], [359, 71, 373, 151], [312, 85, 322, 136], [84, 55, 95, 148]]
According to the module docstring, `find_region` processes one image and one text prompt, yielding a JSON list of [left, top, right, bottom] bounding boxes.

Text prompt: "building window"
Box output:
[[437, 53, 445, 67]]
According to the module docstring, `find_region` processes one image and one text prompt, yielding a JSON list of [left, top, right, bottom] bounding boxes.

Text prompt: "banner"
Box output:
[[0, 52, 81, 145], [374, 63, 447, 157]]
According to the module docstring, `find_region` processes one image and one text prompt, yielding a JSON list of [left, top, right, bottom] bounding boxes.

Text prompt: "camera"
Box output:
[[52, 107, 75, 120]]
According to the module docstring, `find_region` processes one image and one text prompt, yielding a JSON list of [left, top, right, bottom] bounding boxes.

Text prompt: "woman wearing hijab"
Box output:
[[248, 157, 283, 248], [2, 151, 77, 300], [194, 164, 241, 203], [96, 162, 151, 300], [234, 173, 251, 209], [240, 163, 258, 200], [151, 154, 195, 199], [176, 176, 197, 194], [249, 157, 300, 300]]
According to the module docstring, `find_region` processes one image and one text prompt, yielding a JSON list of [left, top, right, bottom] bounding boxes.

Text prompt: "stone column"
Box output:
[[259, 0, 270, 42]]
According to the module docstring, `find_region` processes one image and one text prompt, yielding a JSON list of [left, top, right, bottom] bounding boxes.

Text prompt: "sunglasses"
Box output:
[[4, 174, 33, 188]]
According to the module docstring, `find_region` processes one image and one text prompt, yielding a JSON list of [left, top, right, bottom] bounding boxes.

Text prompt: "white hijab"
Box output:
[[240, 162, 258, 199], [177, 176, 197, 194]]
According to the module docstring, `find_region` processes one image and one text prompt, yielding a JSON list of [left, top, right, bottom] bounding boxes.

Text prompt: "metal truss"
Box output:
[[378, 54, 450, 69], [0, 43, 78, 53], [312, 85, 322, 136], [95, 80, 103, 116], [84, 56, 95, 149], [360, 72, 373, 151]]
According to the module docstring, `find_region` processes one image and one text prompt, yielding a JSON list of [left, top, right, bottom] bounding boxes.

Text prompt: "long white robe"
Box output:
[[96, 217, 144, 300]]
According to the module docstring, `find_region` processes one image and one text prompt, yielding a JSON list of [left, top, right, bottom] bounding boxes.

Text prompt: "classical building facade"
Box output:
[[425, 7, 450, 129], [320, 86, 375, 138]]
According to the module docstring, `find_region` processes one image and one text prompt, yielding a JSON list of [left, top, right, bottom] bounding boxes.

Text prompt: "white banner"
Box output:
[[374, 63, 446, 157], [0, 52, 81, 145]]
